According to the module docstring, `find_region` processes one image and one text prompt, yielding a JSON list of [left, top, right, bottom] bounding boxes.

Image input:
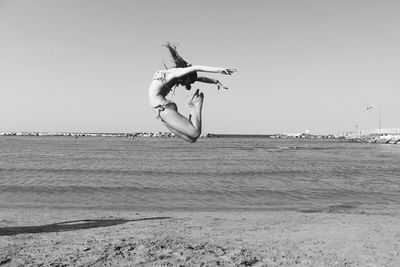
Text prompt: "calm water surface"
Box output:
[[1, 136, 399, 211]]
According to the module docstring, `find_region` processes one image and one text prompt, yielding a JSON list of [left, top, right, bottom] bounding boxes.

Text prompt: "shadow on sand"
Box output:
[[0, 217, 171, 236]]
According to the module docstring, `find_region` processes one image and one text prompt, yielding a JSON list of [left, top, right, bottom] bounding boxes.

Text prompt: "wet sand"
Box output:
[[1, 207, 400, 266]]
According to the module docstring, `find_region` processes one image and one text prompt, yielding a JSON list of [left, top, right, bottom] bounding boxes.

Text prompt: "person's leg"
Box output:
[[159, 91, 204, 143], [188, 90, 204, 133]]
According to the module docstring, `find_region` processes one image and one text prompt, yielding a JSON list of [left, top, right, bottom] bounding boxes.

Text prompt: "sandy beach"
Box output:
[[1, 207, 400, 266]]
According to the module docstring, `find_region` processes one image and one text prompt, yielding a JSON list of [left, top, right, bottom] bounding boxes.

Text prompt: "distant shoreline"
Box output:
[[0, 132, 336, 139], [1, 132, 399, 144]]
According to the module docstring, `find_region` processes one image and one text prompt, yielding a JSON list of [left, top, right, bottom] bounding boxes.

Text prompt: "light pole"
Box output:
[[366, 105, 381, 133]]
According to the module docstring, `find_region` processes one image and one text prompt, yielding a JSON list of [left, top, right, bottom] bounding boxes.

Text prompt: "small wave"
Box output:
[[299, 204, 357, 213], [0, 167, 311, 178], [294, 146, 334, 151], [0, 185, 297, 195], [258, 146, 297, 151], [0, 167, 163, 176]]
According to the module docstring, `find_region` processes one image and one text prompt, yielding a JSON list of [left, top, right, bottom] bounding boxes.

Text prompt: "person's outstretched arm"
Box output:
[[196, 76, 229, 90], [193, 66, 237, 75], [170, 65, 236, 80]]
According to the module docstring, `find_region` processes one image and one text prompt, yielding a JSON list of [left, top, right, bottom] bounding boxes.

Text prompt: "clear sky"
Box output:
[[1, 0, 399, 134]]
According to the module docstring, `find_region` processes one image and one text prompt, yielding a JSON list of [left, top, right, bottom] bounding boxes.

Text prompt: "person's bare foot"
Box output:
[[188, 89, 201, 107]]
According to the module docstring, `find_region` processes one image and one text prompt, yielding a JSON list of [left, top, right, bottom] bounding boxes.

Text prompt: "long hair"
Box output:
[[163, 42, 197, 90], [163, 42, 190, 68]]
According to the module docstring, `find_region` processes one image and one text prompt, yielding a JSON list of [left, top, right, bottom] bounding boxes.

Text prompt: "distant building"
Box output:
[[361, 128, 400, 136]]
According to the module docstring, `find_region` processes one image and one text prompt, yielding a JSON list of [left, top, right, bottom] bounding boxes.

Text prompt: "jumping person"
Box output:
[[148, 43, 236, 143]]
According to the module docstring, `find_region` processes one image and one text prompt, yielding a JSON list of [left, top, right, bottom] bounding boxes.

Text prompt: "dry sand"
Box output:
[[1, 207, 400, 266]]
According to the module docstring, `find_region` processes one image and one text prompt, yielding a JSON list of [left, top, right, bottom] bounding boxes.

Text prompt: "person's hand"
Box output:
[[220, 68, 237, 75], [216, 81, 228, 90]]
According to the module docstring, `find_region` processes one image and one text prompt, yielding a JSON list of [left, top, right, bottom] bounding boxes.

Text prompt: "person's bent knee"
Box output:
[[187, 136, 199, 143], [187, 129, 201, 141], [180, 129, 200, 143]]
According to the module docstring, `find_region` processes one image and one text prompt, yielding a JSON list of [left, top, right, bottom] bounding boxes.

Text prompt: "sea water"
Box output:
[[1, 136, 399, 211]]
